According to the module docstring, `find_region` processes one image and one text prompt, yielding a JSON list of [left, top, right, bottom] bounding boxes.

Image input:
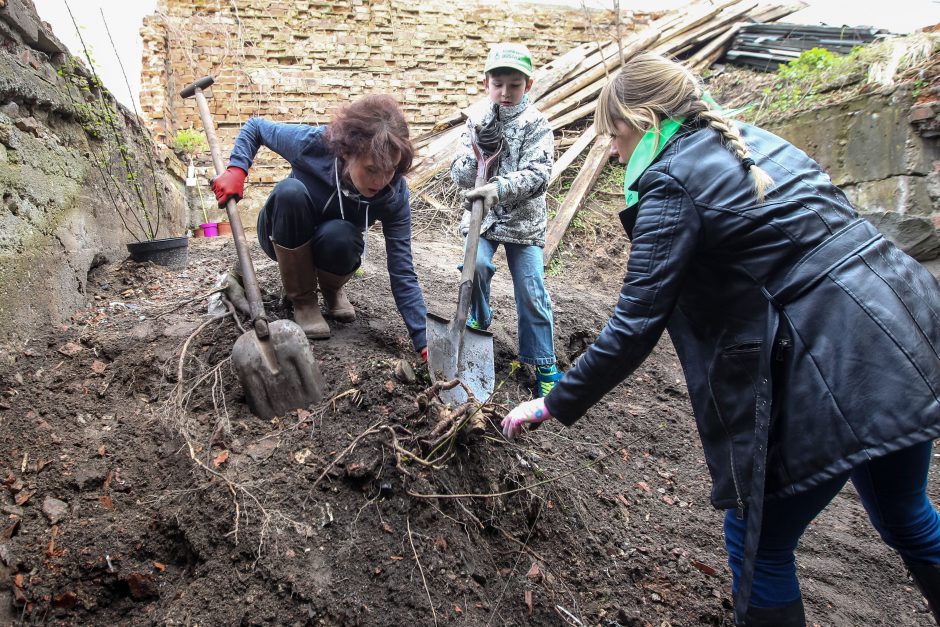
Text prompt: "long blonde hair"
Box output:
[[596, 52, 774, 202]]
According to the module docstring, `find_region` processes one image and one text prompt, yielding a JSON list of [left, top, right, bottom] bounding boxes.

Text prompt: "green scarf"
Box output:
[[623, 117, 685, 208]]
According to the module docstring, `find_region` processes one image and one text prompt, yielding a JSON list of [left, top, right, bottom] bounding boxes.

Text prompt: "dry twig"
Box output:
[[407, 516, 439, 626]]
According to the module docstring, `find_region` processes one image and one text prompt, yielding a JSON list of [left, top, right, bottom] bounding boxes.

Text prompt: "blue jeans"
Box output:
[[724, 441, 940, 608], [467, 237, 556, 366]]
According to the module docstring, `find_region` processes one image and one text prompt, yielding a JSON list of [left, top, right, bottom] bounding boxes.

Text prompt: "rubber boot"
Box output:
[[905, 561, 940, 623], [743, 598, 806, 626], [272, 240, 330, 339], [317, 269, 356, 322]]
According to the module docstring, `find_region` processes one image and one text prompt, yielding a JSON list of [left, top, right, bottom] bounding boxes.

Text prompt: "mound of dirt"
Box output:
[[0, 220, 935, 625]]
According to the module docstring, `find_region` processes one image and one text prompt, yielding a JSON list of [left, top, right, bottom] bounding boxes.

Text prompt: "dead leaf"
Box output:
[[212, 450, 230, 468], [434, 535, 448, 552], [616, 494, 630, 507], [153, 561, 166, 572], [0, 519, 20, 540], [99, 496, 113, 509], [97, 445, 106, 457], [635, 481, 651, 493], [14, 489, 34, 506], [524, 590, 533, 614], [662, 495, 675, 506], [691, 559, 717, 577], [384, 380, 395, 393], [57, 342, 82, 357], [91, 360, 107, 375], [381, 522, 393, 534], [45, 525, 64, 557], [526, 562, 542, 581]]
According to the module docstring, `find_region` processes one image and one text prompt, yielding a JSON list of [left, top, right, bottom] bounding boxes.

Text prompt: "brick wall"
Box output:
[[139, 0, 649, 204]]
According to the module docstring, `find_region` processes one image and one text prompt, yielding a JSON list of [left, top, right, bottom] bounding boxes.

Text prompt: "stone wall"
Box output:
[[0, 0, 188, 342], [139, 0, 650, 215], [765, 87, 940, 260]]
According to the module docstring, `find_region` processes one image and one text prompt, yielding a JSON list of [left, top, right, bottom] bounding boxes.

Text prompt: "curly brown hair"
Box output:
[[324, 95, 414, 176]]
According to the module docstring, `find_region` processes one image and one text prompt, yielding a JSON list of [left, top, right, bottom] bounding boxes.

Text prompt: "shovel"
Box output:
[[426, 128, 502, 405], [181, 76, 325, 419]]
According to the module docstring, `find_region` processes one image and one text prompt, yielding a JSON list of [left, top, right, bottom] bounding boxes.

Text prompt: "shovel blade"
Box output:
[[232, 319, 326, 419], [426, 312, 495, 405]]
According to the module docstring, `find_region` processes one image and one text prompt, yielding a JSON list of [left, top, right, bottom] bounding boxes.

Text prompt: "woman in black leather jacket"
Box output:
[[502, 52, 940, 626]]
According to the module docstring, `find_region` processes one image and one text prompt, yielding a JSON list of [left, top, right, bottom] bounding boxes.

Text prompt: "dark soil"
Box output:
[[0, 205, 936, 626]]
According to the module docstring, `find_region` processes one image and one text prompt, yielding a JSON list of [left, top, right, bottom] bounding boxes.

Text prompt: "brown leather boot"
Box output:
[[272, 240, 330, 339], [317, 269, 356, 322]]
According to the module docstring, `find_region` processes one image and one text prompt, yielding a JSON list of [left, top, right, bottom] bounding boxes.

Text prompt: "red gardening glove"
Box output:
[[211, 166, 247, 207], [419, 346, 428, 363]]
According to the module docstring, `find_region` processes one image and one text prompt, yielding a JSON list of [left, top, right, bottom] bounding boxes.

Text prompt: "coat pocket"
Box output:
[[708, 340, 762, 440]]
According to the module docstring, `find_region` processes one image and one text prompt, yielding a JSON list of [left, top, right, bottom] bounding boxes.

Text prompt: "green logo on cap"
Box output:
[[485, 44, 533, 77]]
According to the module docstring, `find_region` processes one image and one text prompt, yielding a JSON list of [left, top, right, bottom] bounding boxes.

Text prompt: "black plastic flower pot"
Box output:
[[126, 236, 190, 268]]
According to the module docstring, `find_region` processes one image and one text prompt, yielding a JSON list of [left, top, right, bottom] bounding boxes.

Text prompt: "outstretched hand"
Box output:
[[501, 397, 553, 439]]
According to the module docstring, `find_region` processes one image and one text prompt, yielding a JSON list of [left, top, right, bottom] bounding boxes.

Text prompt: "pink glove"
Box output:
[[211, 166, 247, 207], [501, 398, 552, 439]]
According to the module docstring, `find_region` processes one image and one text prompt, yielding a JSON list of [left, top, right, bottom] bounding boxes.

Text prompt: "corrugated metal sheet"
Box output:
[[721, 23, 889, 71]]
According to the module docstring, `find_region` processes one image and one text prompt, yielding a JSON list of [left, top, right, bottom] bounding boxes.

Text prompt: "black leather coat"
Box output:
[[545, 121, 940, 510]]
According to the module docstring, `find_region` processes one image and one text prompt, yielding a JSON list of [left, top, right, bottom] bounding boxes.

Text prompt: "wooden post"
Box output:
[[543, 135, 613, 265]]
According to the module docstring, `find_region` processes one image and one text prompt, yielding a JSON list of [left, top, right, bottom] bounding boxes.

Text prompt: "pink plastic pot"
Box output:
[[200, 222, 219, 237]]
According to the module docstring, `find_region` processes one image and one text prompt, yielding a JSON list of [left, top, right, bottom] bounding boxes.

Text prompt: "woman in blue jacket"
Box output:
[[212, 95, 428, 359], [502, 53, 940, 625]]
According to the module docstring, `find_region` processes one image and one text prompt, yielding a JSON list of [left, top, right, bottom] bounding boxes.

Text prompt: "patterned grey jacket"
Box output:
[[450, 95, 554, 247]]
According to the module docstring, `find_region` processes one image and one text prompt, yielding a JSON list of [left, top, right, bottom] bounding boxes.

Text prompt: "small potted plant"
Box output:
[[172, 127, 217, 237]]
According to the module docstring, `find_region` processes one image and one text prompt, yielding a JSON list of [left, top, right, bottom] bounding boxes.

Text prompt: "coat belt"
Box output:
[[765, 218, 884, 307]]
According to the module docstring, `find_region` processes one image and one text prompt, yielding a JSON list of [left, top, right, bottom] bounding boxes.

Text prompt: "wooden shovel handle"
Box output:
[[454, 130, 504, 327], [180, 77, 268, 337]]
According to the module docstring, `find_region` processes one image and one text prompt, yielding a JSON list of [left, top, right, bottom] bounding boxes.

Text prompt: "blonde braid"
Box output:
[[698, 103, 774, 202]]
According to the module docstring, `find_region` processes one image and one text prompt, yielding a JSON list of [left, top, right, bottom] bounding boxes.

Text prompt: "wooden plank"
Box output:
[[688, 22, 745, 71], [543, 135, 613, 265], [535, 28, 661, 113], [417, 191, 451, 213], [549, 101, 596, 132], [550, 124, 596, 186], [528, 42, 597, 102]]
